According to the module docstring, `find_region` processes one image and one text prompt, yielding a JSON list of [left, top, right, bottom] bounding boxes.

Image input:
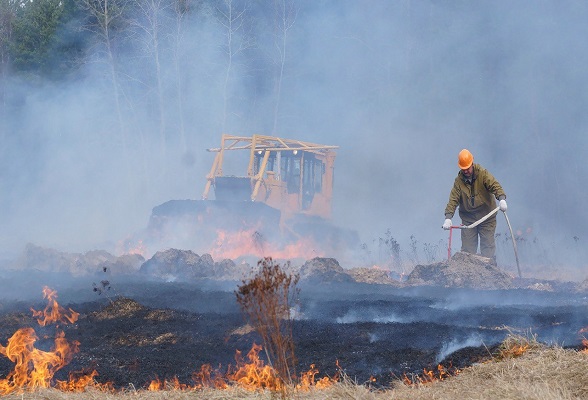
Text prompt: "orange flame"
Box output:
[[192, 364, 229, 389], [0, 327, 70, 393], [0, 286, 102, 394], [30, 286, 79, 327], [147, 343, 339, 392], [499, 344, 529, 358], [578, 326, 588, 354], [116, 237, 148, 257], [210, 228, 324, 260], [55, 370, 112, 392], [147, 343, 280, 391], [2, 287, 383, 394], [227, 343, 282, 391], [148, 376, 188, 391], [297, 363, 337, 390], [582, 338, 588, 354], [127, 239, 147, 257], [403, 363, 460, 385]]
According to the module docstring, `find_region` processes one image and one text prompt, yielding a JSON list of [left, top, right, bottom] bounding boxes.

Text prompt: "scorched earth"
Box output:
[[0, 245, 587, 391]]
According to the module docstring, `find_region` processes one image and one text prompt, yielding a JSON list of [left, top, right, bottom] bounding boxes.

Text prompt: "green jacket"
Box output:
[[444, 163, 506, 223]]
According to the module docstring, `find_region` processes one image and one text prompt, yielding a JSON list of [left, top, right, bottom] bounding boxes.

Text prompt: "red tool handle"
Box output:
[[447, 225, 464, 261]]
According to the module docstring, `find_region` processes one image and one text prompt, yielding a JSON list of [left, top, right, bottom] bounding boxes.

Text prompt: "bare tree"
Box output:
[[170, 0, 191, 153], [214, 0, 254, 132], [130, 0, 171, 162], [271, 0, 297, 134], [79, 0, 130, 154]]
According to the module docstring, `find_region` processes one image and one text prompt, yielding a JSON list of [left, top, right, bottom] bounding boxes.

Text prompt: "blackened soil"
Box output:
[[1, 279, 587, 389]]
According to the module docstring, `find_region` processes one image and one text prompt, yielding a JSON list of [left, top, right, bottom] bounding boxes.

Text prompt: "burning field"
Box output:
[[1, 244, 588, 398]]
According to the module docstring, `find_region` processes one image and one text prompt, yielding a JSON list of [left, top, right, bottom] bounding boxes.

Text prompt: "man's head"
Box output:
[[458, 149, 474, 178]]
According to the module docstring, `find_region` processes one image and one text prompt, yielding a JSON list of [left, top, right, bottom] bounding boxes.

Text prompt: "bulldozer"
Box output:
[[147, 134, 358, 258]]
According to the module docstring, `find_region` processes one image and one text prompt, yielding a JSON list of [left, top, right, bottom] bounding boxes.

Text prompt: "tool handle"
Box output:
[[463, 206, 500, 229], [446, 206, 500, 260]]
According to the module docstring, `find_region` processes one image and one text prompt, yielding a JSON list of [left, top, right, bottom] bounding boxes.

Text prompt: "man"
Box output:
[[442, 149, 507, 259]]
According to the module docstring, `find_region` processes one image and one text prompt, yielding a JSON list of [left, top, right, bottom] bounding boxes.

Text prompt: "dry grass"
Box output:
[[3, 335, 588, 400], [391, 346, 588, 399]]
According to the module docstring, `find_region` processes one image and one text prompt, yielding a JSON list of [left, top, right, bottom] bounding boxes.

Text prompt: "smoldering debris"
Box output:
[[406, 251, 514, 290], [11, 243, 145, 276], [138, 248, 248, 282], [5, 244, 588, 293], [298, 257, 355, 283], [0, 245, 587, 391]]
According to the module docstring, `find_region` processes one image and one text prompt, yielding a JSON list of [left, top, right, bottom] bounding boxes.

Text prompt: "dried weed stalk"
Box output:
[[235, 257, 300, 387]]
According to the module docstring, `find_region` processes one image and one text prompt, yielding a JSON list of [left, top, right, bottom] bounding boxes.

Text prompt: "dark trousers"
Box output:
[[460, 217, 497, 258]]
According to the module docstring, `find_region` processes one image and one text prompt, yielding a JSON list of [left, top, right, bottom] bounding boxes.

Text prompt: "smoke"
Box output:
[[435, 335, 484, 364], [1, 1, 587, 279], [335, 309, 408, 324]]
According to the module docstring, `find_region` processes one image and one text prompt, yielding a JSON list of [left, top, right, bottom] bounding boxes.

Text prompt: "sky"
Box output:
[[1, 0, 587, 277]]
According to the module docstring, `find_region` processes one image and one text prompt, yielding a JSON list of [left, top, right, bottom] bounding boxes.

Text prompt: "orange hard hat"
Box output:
[[458, 149, 473, 169]]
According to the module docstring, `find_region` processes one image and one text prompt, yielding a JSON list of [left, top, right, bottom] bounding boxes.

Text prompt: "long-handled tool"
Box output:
[[502, 211, 521, 278], [446, 206, 522, 278]]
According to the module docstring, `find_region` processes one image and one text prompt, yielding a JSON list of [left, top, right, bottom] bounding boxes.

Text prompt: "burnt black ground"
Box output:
[[1, 273, 588, 389]]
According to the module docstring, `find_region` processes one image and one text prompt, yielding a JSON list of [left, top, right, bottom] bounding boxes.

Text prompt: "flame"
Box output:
[[192, 364, 228, 389], [148, 343, 339, 392], [127, 239, 147, 256], [499, 343, 529, 358], [30, 286, 79, 327], [147, 343, 280, 391], [148, 376, 188, 391], [297, 363, 338, 390], [55, 369, 113, 392], [578, 326, 588, 354], [116, 237, 148, 257], [227, 343, 282, 390], [581, 338, 588, 354], [0, 286, 102, 394], [403, 363, 460, 385], [3, 286, 343, 395], [210, 228, 324, 260]]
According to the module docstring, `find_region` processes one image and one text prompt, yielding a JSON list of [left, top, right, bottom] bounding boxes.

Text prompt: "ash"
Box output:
[[0, 245, 587, 389]]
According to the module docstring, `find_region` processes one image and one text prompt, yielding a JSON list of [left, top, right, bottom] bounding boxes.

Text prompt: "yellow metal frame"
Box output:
[[202, 134, 338, 220]]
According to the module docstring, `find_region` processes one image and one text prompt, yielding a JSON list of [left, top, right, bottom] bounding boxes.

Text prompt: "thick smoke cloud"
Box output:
[[1, 1, 587, 278]]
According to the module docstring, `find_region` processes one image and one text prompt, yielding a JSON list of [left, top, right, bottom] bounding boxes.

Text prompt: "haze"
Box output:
[[1, 1, 586, 278]]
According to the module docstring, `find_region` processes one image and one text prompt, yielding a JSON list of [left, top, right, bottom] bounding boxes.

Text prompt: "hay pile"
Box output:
[[406, 251, 514, 289]]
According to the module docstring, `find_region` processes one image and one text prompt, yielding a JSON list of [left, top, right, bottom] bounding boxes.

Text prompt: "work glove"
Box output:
[[442, 218, 452, 230], [499, 199, 508, 212]]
